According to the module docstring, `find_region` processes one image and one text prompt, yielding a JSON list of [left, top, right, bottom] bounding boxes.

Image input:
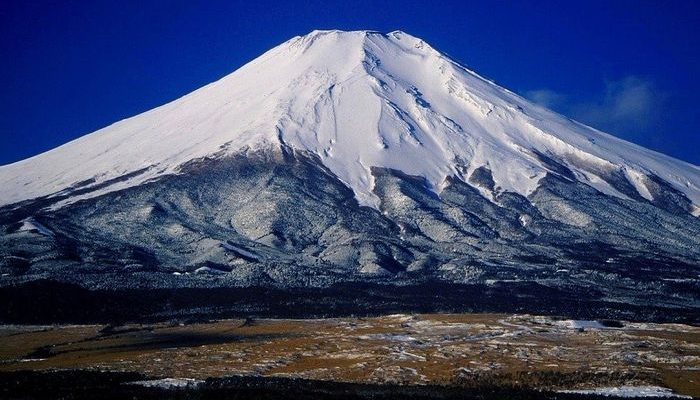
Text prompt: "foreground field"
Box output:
[[0, 314, 697, 398]]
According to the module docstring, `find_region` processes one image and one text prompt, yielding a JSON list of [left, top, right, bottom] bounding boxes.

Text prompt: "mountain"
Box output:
[[1, 30, 698, 319]]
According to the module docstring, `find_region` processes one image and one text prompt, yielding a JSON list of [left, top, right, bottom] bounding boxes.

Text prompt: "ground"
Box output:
[[0, 313, 697, 398]]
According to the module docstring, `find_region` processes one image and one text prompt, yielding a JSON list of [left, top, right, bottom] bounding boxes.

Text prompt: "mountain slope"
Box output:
[[1, 30, 698, 213], [0, 30, 698, 319]]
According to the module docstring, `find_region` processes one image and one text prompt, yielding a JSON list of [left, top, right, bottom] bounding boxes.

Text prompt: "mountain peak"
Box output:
[[1, 30, 699, 215], [301, 29, 407, 38], [285, 29, 437, 64]]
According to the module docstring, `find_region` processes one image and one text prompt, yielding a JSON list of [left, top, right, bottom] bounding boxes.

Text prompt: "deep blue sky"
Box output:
[[1, 0, 699, 165]]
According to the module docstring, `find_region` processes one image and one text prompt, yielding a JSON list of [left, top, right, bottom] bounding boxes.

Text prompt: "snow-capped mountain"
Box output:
[[1, 30, 698, 212], [1, 31, 698, 316]]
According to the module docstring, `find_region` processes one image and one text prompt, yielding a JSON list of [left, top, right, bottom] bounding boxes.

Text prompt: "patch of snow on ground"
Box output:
[[126, 378, 204, 389], [358, 333, 420, 342], [221, 241, 261, 261], [18, 218, 54, 236], [555, 319, 607, 330], [558, 386, 691, 398], [193, 266, 228, 275]]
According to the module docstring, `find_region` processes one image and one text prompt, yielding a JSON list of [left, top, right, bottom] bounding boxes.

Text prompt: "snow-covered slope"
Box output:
[[1, 30, 699, 212], [3, 31, 699, 315]]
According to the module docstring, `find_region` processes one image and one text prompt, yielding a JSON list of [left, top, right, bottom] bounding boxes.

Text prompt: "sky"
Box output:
[[1, 0, 699, 165]]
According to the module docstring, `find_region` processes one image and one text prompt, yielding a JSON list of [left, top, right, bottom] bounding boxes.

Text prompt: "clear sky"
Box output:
[[1, 0, 699, 165]]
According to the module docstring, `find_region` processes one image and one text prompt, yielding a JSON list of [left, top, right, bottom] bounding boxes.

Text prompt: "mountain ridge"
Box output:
[[1, 30, 698, 214]]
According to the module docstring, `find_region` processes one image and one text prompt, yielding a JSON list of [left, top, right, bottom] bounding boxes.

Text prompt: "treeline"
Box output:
[[0, 279, 697, 324]]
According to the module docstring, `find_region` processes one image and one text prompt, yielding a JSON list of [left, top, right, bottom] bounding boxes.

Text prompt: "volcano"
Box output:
[[1, 30, 698, 319]]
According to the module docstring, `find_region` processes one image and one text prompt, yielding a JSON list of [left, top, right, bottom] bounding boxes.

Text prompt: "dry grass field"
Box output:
[[0, 314, 697, 397]]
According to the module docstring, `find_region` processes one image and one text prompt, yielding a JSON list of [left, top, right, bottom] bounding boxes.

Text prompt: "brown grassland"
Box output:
[[0, 314, 697, 397]]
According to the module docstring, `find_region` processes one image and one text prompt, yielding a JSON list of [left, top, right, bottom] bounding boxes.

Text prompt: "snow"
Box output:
[[193, 266, 228, 275], [358, 334, 420, 342], [18, 218, 54, 236], [558, 386, 691, 398], [625, 168, 654, 201], [1, 30, 699, 213], [691, 204, 700, 217], [126, 378, 204, 389], [555, 319, 607, 330], [221, 241, 261, 261]]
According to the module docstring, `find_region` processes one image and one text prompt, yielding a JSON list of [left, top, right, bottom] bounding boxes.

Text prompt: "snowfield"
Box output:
[[558, 386, 692, 398], [126, 378, 204, 389], [0, 30, 698, 213]]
